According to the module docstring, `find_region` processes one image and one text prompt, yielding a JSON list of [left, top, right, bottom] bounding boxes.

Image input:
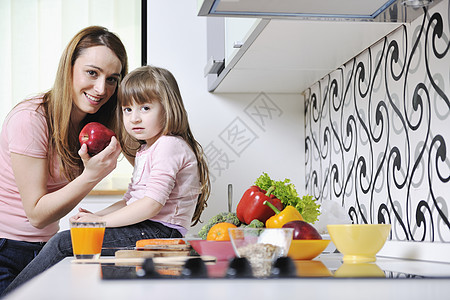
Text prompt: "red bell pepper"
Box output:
[[236, 186, 284, 224]]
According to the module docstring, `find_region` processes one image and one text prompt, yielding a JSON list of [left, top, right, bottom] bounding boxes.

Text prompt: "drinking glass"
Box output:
[[70, 221, 106, 259]]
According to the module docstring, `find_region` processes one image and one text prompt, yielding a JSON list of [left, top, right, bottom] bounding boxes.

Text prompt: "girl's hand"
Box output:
[[69, 207, 94, 222], [78, 136, 122, 184], [70, 209, 87, 222], [70, 211, 104, 223], [78, 207, 92, 214]]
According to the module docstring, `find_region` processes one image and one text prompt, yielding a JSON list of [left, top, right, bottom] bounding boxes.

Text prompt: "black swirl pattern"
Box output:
[[305, 4, 450, 242]]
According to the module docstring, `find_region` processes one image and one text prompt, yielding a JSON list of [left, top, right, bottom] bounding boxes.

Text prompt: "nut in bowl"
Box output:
[[229, 228, 294, 259], [327, 224, 391, 263], [228, 228, 293, 277]]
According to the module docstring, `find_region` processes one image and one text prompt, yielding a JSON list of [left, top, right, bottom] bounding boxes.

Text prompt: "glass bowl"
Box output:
[[228, 227, 294, 277], [228, 228, 294, 259]]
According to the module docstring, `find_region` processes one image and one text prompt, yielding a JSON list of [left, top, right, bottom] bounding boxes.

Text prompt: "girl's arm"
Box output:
[[12, 137, 122, 229], [72, 196, 163, 227], [76, 199, 127, 217]]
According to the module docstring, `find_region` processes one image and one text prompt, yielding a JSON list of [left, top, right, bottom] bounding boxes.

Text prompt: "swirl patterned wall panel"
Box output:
[[304, 1, 449, 242]]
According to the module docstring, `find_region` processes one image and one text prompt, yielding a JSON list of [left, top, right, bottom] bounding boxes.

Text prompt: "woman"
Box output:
[[0, 26, 127, 294]]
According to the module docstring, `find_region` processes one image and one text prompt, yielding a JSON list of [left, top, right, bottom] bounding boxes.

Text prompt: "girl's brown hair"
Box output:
[[42, 26, 128, 180], [117, 65, 210, 226]]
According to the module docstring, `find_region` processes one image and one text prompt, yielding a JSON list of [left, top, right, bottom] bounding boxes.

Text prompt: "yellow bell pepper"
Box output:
[[263, 200, 303, 228]]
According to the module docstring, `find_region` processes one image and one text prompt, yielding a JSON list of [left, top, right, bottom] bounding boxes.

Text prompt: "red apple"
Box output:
[[283, 220, 322, 240], [79, 122, 116, 156]]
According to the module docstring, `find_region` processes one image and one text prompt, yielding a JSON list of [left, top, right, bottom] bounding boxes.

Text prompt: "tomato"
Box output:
[[206, 222, 237, 241]]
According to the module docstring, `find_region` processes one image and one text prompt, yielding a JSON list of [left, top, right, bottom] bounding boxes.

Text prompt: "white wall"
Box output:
[[146, 0, 305, 235]]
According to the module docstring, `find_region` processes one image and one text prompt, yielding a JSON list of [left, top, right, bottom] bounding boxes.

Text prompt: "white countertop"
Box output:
[[4, 255, 450, 300]]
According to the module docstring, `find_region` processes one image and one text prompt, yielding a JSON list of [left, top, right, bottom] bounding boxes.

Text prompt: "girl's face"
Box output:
[[122, 99, 165, 146], [71, 45, 122, 123]]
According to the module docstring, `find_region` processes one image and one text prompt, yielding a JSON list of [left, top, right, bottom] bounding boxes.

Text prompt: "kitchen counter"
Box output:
[[3, 254, 450, 300]]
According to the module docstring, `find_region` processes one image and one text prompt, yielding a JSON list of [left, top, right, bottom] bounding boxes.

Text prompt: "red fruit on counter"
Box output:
[[282, 220, 322, 240], [236, 186, 284, 224], [79, 122, 116, 156]]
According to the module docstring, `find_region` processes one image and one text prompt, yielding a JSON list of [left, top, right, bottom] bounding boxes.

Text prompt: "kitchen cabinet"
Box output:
[[198, 0, 435, 21], [205, 17, 401, 93], [199, 0, 441, 93], [223, 17, 259, 68]]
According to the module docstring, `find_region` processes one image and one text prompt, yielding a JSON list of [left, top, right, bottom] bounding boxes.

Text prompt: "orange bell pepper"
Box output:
[[264, 201, 303, 228]]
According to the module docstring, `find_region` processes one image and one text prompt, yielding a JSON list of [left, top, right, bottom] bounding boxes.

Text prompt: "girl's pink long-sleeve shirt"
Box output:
[[123, 135, 201, 233]]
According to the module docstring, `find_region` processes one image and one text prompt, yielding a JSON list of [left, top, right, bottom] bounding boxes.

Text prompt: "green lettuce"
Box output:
[[254, 172, 321, 224]]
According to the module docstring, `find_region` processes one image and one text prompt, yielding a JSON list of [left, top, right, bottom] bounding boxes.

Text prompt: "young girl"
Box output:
[[2, 65, 210, 295], [72, 65, 210, 231]]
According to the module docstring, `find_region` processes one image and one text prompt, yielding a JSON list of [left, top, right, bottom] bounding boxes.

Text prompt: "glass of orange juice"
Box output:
[[70, 222, 106, 259]]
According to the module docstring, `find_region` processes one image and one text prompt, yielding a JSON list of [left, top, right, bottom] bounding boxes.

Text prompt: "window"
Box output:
[[0, 0, 142, 190]]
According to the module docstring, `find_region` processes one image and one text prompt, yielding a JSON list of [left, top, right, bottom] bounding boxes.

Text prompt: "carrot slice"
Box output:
[[136, 238, 185, 248]]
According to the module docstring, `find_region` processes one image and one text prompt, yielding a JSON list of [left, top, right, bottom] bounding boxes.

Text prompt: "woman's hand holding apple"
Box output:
[[78, 135, 122, 184]]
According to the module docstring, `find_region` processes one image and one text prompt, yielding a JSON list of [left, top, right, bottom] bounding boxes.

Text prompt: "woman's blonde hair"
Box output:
[[117, 65, 210, 226], [42, 26, 128, 180]]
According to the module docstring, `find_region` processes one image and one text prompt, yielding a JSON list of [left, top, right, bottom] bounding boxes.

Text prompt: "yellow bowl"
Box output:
[[327, 224, 391, 263], [287, 239, 331, 260], [334, 262, 385, 278]]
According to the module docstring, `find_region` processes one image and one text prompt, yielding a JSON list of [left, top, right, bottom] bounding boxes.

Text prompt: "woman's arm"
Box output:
[[72, 196, 163, 228], [12, 137, 122, 229]]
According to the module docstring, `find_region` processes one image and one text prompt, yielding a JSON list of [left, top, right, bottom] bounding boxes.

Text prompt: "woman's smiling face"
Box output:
[[71, 45, 122, 123]]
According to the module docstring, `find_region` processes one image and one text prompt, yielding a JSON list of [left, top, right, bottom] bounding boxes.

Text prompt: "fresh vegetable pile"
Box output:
[[254, 173, 320, 224], [197, 173, 321, 240], [197, 212, 263, 240]]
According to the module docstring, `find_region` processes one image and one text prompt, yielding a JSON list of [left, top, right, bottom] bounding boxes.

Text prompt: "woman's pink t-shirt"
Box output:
[[123, 135, 201, 233], [0, 98, 69, 242]]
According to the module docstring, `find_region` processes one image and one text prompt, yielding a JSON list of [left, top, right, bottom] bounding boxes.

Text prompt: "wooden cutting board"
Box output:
[[71, 255, 216, 266], [114, 249, 190, 258], [114, 243, 192, 258]]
